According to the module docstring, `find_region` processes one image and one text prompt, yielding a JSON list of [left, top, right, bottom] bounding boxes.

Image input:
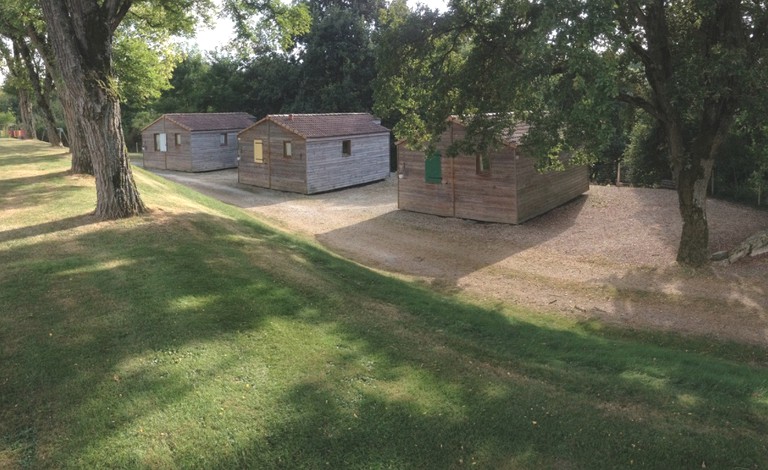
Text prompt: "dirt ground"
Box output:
[[150, 168, 768, 346]]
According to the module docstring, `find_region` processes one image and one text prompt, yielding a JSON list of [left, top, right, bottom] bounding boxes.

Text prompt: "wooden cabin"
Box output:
[[237, 113, 390, 194], [396, 119, 589, 224], [141, 113, 257, 172]]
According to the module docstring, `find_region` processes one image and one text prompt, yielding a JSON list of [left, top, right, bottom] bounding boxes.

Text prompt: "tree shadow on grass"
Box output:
[[0, 152, 70, 168], [0, 214, 98, 243], [0, 211, 766, 468], [0, 171, 88, 211], [598, 264, 768, 345]]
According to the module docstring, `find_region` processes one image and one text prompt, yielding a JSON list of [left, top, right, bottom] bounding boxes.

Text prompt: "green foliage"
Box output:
[[623, 115, 671, 187], [113, 32, 181, 107], [223, 0, 311, 53], [0, 109, 15, 129], [290, 6, 376, 112], [126, 0, 215, 37], [152, 0, 380, 117], [712, 115, 768, 206], [373, 4, 461, 150]]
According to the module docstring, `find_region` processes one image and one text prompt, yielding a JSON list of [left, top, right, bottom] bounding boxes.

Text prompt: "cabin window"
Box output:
[[219, 133, 228, 146], [283, 141, 292, 158], [174, 133, 181, 146], [254, 139, 264, 163], [154, 133, 167, 152], [342, 139, 352, 157], [424, 151, 442, 184], [476, 154, 491, 175]]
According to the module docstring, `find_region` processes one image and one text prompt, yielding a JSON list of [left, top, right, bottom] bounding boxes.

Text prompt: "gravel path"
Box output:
[[152, 168, 768, 346]]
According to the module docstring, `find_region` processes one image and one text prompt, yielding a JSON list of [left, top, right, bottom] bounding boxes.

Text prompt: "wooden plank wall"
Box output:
[[305, 134, 390, 194], [514, 155, 589, 223], [451, 123, 518, 224], [397, 121, 589, 224], [396, 126, 455, 217], [142, 119, 189, 170], [189, 131, 239, 172], [237, 122, 307, 193], [265, 123, 307, 193], [237, 126, 269, 188]]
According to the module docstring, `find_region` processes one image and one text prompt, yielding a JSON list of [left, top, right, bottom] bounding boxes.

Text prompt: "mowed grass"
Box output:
[[1, 138, 767, 469]]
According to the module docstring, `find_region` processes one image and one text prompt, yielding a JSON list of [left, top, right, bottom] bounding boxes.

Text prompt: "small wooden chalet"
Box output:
[[142, 113, 257, 172], [237, 113, 390, 194], [396, 118, 589, 224]]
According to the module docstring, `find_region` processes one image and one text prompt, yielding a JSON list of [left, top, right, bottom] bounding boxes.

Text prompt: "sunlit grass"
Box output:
[[1, 139, 767, 468]]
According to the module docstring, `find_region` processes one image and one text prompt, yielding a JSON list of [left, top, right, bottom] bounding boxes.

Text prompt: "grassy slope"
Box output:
[[1, 139, 767, 469]]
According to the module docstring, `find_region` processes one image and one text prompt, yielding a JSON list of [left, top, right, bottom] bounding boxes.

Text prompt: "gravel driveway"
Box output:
[[151, 168, 768, 346]]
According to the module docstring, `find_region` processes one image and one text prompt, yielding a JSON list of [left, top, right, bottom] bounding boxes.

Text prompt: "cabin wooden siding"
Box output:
[[141, 117, 243, 172], [237, 127, 270, 188], [238, 121, 307, 193], [238, 118, 390, 194], [397, 121, 588, 224], [514, 155, 590, 223], [185, 131, 239, 171], [142, 119, 188, 170], [305, 134, 390, 193], [396, 123, 456, 217]]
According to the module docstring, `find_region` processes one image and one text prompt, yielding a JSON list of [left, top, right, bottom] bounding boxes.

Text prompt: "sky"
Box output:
[[194, 0, 448, 52]]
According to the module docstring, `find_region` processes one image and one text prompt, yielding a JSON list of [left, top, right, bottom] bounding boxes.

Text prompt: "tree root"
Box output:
[[711, 230, 768, 264]]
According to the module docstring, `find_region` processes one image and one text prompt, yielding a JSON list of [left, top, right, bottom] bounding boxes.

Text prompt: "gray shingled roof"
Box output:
[[447, 115, 530, 147], [501, 123, 531, 146], [263, 113, 389, 139], [162, 113, 257, 131]]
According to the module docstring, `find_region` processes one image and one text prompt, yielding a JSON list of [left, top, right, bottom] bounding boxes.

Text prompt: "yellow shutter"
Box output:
[[254, 139, 263, 163]]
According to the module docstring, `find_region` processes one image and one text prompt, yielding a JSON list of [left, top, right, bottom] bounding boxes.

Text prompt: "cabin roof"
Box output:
[[396, 117, 530, 148], [447, 116, 530, 147], [143, 113, 257, 132], [245, 113, 389, 139]]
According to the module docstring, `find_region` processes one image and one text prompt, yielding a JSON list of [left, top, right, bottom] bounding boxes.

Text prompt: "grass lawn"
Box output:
[[1, 138, 767, 468]]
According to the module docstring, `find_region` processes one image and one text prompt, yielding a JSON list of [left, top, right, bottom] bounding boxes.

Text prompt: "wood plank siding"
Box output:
[[141, 113, 255, 172], [515, 156, 590, 223], [238, 114, 391, 195], [396, 123, 456, 218], [397, 121, 588, 224], [238, 121, 307, 193], [142, 119, 188, 171], [305, 134, 390, 193]]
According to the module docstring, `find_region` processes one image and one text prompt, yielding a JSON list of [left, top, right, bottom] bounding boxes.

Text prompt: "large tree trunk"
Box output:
[[674, 156, 713, 267], [17, 88, 37, 140], [41, 73, 66, 148], [40, 0, 145, 218], [15, 38, 62, 147], [666, 114, 726, 268], [60, 89, 94, 175], [26, 25, 93, 174]]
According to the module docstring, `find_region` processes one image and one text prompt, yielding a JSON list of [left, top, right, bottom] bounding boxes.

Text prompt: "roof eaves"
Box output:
[[140, 114, 166, 133], [267, 116, 309, 139], [164, 115, 194, 131]]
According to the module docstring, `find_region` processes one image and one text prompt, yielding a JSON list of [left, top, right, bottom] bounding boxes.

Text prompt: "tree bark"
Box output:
[[14, 38, 62, 147], [26, 25, 93, 174], [673, 155, 713, 267], [40, 0, 145, 218], [17, 88, 37, 140], [61, 88, 95, 175]]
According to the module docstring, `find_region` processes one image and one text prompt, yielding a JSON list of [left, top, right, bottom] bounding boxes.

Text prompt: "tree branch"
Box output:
[[616, 92, 665, 122]]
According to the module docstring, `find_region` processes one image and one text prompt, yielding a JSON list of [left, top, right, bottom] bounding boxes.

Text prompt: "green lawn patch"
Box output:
[[1, 139, 767, 468]]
